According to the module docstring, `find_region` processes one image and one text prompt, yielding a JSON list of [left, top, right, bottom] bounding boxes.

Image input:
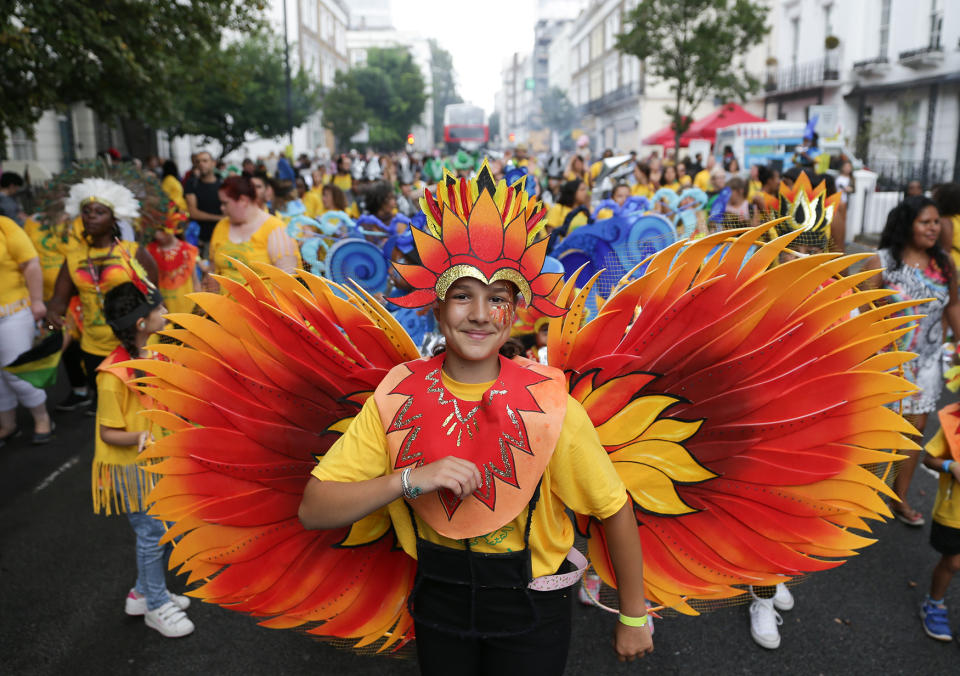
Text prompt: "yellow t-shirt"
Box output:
[[662, 181, 680, 192], [948, 214, 960, 271], [311, 371, 627, 578], [925, 429, 960, 529], [546, 203, 589, 234], [631, 183, 652, 199], [65, 240, 146, 356], [747, 179, 762, 202], [0, 215, 37, 310], [588, 161, 604, 188], [161, 175, 188, 212], [93, 356, 163, 514], [694, 169, 712, 192], [209, 215, 300, 287], [329, 173, 352, 192], [22, 217, 66, 300], [302, 188, 325, 219]]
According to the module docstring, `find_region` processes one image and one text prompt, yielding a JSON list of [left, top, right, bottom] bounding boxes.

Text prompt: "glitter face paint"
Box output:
[[489, 304, 512, 330]]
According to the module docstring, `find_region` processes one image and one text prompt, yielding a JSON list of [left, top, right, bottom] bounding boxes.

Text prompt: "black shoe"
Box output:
[[32, 422, 56, 445], [56, 391, 92, 411], [0, 427, 22, 449]]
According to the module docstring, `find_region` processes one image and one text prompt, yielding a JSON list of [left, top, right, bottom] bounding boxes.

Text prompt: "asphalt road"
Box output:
[[2, 376, 957, 675]]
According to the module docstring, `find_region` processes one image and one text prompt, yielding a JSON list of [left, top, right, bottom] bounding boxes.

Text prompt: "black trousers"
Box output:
[[414, 585, 573, 676], [63, 341, 86, 389], [81, 350, 106, 404]]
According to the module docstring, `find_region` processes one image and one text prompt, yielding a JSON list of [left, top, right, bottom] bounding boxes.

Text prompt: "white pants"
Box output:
[[0, 306, 47, 411]]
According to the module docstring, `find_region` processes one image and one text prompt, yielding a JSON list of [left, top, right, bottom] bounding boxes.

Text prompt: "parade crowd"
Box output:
[[3, 137, 960, 671]]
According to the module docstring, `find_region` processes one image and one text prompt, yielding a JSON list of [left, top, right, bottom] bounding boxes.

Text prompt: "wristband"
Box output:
[[943, 460, 954, 474], [618, 612, 648, 627], [400, 467, 422, 500]]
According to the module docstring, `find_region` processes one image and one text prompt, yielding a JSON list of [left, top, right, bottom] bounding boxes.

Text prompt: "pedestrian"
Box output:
[[298, 165, 654, 674], [203, 175, 299, 293], [45, 178, 159, 409], [918, 423, 960, 641], [96, 280, 195, 637], [860, 196, 960, 526], [160, 160, 187, 213], [145, 210, 198, 315], [933, 183, 960, 269], [906, 180, 924, 197], [0, 172, 26, 225], [184, 150, 223, 255], [0, 215, 53, 447]]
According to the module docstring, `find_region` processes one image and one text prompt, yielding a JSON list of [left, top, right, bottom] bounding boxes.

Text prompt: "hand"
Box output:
[[138, 431, 154, 453], [31, 300, 47, 322], [613, 621, 653, 661], [410, 456, 482, 499], [45, 307, 64, 329], [950, 462, 960, 483], [200, 274, 220, 293]]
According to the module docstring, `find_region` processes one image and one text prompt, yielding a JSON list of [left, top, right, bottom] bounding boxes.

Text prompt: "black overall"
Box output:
[[408, 482, 574, 676]]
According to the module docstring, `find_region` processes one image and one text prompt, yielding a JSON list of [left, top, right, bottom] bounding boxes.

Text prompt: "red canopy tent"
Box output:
[[642, 104, 766, 148]]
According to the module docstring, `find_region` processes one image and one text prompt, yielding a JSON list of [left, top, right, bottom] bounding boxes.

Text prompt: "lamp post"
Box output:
[[282, 0, 294, 146]]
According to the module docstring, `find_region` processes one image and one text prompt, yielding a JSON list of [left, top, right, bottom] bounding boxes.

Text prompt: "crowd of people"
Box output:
[[2, 142, 960, 669]]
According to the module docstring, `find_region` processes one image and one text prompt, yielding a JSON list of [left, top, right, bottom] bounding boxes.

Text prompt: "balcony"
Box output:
[[898, 44, 944, 68], [764, 58, 840, 94], [584, 84, 639, 115], [852, 56, 890, 77]]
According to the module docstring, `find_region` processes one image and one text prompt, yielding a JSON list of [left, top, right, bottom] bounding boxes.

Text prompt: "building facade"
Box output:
[[761, 0, 959, 186]]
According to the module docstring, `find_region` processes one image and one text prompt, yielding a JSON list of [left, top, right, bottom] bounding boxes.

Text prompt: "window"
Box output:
[[604, 12, 620, 50], [578, 76, 589, 106], [790, 17, 800, 67], [604, 54, 619, 95], [897, 100, 921, 161], [879, 0, 891, 57], [300, 0, 317, 32], [10, 129, 36, 161], [589, 66, 602, 102], [590, 25, 603, 60], [579, 39, 589, 70], [823, 4, 833, 40], [930, 0, 943, 48]]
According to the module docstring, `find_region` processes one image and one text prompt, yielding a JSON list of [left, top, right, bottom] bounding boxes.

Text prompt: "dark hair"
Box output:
[[322, 184, 348, 211], [219, 175, 256, 201], [1, 172, 24, 188], [336, 154, 351, 172], [757, 165, 777, 185], [612, 182, 630, 195], [634, 163, 650, 181], [103, 282, 148, 364], [879, 196, 948, 274], [662, 165, 678, 182], [365, 181, 395, 217], [782, 166, 816, 184], [161, 160, 179, 180], [558, 179, 583, 208], [727, 177, 746, 194], [933, 183, 960, 217]]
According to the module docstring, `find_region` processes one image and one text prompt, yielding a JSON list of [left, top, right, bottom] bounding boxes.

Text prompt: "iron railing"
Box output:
[[866, 157, 951, 191], [765, 58, 839, 93], [583, 84, 639, 116]]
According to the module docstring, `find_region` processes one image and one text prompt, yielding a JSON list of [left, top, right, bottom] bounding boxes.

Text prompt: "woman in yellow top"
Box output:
[[146, 212, 198, 315], [46, 178, 159, 404], [96, 280, 196, 637], [630, 163, 653, 199], [0, 216, 53, 445], [934, 183, 960, 270], [22, 215, 66, 301], [160, 161, 188, 213], [205, 175, 301, 291], [563, 154, 586, 184], [545, 178, 590, 236], [660, 165, 680, 192]]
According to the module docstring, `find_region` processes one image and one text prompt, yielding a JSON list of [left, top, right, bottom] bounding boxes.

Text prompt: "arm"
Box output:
[[100, 425, 149, 450], [185, 193, 222, 223], [940, 216, 954, 254], [922, 451, 960, 483], [266, 227, 301, 273], [19, 257, 46, 320], [603, 500, 654, 660], [943, 260, 960, 340], [299, 456, 481, 530], [135, 246, 159, 285], [45, 262, 77, 328]]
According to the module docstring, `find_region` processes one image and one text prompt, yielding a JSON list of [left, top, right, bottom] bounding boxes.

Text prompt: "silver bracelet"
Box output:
[[401, 467, 422, 500]]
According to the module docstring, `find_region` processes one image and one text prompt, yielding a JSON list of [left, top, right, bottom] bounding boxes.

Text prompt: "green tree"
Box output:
[[357, 47, 428, 150], [322, 71, 367, 150], [540, 87, 577, 135], [167, 33, 321, 159], [616, 0, 769, 151], [1, 0, 263, 152], [428, 39, 463, 145]]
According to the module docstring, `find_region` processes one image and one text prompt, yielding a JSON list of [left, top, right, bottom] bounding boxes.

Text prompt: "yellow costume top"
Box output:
[[93, 348, 163, 515], [925, 429, 960, 529], [302, 188, 325, 219], [328, 173, 352, 192], [545, 203, 589, 234], [311, 370, 627, 578], [22, 217, 67, 300], [631, 183, 653, 199], [694, 169, 712, 191], [948, 214, 960, 271], [0, 216, 38, 311], [209, 215, 301, 288], [161, 175, 188, 212], [147, 239, 198, 315], [65, 240, 146, 356]]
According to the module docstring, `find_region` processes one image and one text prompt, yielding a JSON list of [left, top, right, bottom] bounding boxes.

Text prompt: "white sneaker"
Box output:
[[749, 595, 782, 649], [772, 583, 794, 611], [125, 588, 191, 616], [144, 601, 195, 638]]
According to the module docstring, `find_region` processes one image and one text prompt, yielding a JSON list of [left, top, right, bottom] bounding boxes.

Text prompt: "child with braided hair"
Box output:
[[97, 281, 194, 638]]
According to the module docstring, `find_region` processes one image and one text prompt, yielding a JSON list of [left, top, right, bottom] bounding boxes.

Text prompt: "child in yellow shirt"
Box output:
[[97, 281, 195, 638]]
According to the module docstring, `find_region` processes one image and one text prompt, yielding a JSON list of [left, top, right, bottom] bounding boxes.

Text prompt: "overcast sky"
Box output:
[[391, 0, 537, 116]]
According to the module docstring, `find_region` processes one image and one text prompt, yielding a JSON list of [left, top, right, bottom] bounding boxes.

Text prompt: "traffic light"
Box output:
[[407, 133, 415, 145], [508, 133, 516, 142]]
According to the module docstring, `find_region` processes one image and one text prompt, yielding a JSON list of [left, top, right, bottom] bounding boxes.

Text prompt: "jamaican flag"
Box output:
[[3, 331, 63, 389]]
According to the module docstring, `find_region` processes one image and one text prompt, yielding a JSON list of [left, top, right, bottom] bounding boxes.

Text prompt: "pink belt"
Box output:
[[528, 547, 588, 591]]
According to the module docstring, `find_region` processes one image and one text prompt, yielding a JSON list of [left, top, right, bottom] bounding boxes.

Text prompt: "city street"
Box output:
[[1, 378, 957, 675]]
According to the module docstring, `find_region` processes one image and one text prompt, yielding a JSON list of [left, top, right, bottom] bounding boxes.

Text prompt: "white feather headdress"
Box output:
[[64, 178, 141, 221]]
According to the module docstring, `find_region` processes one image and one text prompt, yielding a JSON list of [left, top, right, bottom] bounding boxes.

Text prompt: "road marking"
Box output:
[[33, 455, 80, 493]]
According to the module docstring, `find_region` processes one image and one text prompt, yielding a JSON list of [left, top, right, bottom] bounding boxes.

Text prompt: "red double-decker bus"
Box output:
[[443, 104, 488, 151]]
